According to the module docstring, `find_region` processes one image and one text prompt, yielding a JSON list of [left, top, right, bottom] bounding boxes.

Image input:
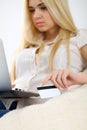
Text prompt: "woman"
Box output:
[[1, 0, 87, 116], [10, 0, 87, 106]]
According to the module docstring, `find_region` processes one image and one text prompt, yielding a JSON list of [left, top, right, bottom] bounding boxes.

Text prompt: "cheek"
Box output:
[[46, 19, 55, 28], [31, 15, 34, 22], [31, 16, 36, 26], [45, 13, 55, 25]]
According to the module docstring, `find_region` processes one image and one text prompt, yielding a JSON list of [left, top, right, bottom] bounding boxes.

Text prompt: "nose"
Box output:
[[33, 9, 42, 19]]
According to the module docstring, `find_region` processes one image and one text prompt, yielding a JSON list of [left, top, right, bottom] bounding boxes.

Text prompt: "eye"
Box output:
[[29, 8, 35, 13], [40, 6, 47, 10]]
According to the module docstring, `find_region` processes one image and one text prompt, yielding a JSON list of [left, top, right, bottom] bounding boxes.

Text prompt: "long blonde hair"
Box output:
[[10, 0, 77, 83]]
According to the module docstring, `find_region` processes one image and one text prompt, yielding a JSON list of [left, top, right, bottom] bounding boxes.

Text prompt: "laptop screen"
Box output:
[[0, 39, 12, 91]]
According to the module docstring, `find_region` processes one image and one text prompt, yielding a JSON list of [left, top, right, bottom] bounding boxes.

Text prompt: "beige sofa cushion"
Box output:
[[0, 84, 87, 130]]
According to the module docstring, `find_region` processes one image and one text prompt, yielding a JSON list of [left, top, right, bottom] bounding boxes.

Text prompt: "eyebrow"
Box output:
[[29, 2, 45, 8]]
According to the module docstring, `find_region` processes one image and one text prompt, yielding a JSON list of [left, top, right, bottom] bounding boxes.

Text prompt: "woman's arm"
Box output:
[[41, 69, 87, 89], [41, 44, 87, 89], [80, 44, 87, 60]]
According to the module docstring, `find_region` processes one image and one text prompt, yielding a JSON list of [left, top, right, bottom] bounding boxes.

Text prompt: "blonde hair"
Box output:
[[10, 0, 77, 83]]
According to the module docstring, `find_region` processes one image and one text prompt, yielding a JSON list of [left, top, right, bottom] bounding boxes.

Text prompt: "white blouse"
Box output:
[[14, 29, 87, 94]]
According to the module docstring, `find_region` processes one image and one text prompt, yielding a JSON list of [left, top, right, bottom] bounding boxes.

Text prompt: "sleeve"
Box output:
[[76, 29, 87, 48]]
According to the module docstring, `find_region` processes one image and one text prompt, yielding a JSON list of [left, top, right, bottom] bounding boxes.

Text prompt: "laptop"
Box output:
[[0, 39, 39, 98]]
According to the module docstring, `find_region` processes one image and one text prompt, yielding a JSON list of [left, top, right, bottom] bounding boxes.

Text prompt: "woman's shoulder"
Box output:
[[72, 29, 87, 48], [77, 29, 87, 38]]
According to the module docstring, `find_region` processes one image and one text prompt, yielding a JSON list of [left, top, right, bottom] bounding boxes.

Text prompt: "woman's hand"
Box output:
[[41, 69, 84, 90], [12, 84, 15, 88]]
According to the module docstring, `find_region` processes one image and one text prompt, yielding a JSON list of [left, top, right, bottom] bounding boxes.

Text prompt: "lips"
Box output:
[[35, 22, 44, 27]]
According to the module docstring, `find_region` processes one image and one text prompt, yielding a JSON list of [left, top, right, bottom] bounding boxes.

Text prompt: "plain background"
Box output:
[[0, 0, 87, 70]]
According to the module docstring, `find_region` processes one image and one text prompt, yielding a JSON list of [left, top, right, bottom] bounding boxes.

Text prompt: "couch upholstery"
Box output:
[[0, 83, 87, 130]]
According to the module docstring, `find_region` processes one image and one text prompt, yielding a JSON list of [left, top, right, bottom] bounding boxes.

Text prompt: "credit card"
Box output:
[[37, 85, 61, 99]]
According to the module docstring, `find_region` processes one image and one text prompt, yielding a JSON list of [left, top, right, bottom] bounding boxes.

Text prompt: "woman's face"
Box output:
[[28, 0, 58, 33]]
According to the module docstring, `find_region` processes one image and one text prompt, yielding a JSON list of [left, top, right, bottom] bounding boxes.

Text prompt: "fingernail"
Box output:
[[39, 83, 43, 86]]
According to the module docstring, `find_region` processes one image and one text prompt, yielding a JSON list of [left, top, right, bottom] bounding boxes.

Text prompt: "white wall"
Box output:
[[0, 0, 23, 70], [68, 0, 87, 29], [0, 0, 87, 70]]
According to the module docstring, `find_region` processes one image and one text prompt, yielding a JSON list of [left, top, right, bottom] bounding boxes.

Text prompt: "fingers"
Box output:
[[51, 70, 66, 89], [41, 69, 70, 90], [50, 71, 62, 89], [60, 69, 70, 87], [41, 74, 52, 86], [12, 84, 15, 88], [52, 69, 69, 89]]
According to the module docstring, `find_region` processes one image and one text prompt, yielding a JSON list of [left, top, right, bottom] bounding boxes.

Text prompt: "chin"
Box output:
[[38, 28, 48, 32]]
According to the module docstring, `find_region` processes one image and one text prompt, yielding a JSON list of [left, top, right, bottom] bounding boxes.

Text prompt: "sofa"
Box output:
[[0, 83, 87, 130]]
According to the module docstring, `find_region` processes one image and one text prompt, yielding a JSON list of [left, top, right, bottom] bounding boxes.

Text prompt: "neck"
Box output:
[[43, 26, 60, 43]]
